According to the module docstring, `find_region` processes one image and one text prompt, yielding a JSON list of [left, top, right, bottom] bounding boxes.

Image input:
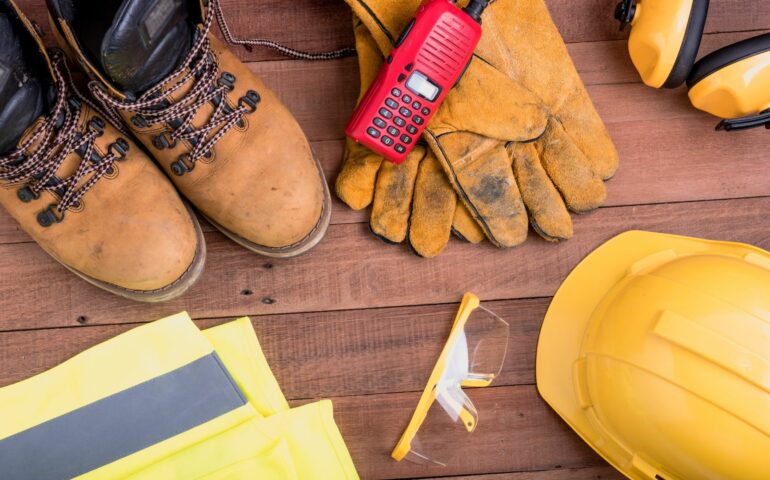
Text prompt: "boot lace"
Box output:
[[89, 0, 354, 177], [0, 52, 129, 227]]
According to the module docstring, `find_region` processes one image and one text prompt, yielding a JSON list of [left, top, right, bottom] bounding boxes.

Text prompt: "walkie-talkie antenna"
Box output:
[[464, 0, 490, 22]]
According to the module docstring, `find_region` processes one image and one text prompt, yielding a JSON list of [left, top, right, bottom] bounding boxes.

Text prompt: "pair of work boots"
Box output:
[[0, 0, 330, 301]]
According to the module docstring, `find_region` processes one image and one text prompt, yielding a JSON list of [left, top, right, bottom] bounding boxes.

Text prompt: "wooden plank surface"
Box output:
[[1, 0, 767, 478]]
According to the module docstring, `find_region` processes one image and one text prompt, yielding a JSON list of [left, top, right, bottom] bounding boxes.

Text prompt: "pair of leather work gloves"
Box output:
[[336, 0, 619, 257]]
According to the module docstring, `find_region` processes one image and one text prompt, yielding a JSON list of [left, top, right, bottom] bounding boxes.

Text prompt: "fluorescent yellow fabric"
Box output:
[[0, 312, 211, 439], [0, 312, 359, 480], [127, 401, 358, 480], [203, 317, 290, 416]]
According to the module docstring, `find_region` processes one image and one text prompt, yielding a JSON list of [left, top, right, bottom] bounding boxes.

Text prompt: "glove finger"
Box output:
[[431, 58, 548, 143], [557, 95, 619, 181], [509, 142, 573, 242], [336, 139, 384, 210], [536, 118, 607, 213], [452, 202, 485, 244], [408, 150, 456, 258], [352, 16, 385, 96], [335, 18, 388, 210], [370, 145, 424, 243], [426, 132, 528, 248]]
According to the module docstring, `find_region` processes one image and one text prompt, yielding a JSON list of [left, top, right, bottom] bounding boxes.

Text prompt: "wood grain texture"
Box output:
[[438, 466, 623, 479], [2, 196, 770, 331], [325, 385, 607, 479]]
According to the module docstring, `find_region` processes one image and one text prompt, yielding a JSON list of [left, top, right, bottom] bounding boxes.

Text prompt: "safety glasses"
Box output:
[[392, 293, 509, 466]]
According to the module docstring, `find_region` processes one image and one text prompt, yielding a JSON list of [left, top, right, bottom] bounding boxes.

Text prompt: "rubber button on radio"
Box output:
[[387, 126, 399, 136], [379, 108, 393, 119], [385, 98, 398, 109], [421, 107, 430, 116], [402, 95, 412, 103], [391, 88, 402, 97], [406, 125, 418, 134], [413, 101, 421, 109], [382, 136, 394, 146], [395, 144, 406, 154], [367, 127, 381, 138], [399, 107, 412, 118], [413, 116, 424, 125], [394, 117, 406, 127], [401, 135, 412, 144], [373, 117, 386, 128]]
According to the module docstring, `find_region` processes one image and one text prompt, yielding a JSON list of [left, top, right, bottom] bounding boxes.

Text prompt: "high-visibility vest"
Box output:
[[0, 313, 359, 479]]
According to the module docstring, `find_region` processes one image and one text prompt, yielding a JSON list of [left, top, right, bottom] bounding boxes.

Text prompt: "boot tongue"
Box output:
[[98, 0, 194, 95], [0, 13, 46, 155]]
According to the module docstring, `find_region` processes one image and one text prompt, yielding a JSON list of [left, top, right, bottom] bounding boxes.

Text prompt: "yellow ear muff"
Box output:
[[616, 0, 709, 89], [688, 33, 770, 126]]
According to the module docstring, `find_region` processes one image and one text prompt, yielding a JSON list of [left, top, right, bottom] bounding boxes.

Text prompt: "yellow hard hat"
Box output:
[[536, 230, 770, 480]]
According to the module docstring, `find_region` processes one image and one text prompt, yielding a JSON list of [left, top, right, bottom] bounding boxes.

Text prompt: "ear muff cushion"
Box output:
[[687, 32, 770, 88], [662, 0, 710, 88]]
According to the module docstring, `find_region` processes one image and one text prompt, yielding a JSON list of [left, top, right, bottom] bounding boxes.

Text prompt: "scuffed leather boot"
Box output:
[[0, 0, 204, 302], [46, 0, 331, 257]]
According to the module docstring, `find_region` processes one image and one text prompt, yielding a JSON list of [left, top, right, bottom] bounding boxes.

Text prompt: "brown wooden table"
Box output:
[[3, 1, 769, 478]]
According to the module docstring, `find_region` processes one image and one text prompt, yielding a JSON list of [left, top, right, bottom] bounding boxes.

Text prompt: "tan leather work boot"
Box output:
[[46, 0, 331, 257], [0, 0, 204, 302]]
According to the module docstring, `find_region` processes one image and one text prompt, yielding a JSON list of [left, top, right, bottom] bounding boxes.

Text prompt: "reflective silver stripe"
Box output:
[[0, 352, 247, 480]]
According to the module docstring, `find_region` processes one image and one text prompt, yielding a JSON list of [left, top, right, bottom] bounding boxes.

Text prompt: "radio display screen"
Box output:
[[405, 71, 440, 101]]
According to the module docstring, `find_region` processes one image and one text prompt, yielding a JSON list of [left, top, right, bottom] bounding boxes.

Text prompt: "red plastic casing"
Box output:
[[345, 0, 482, 164]]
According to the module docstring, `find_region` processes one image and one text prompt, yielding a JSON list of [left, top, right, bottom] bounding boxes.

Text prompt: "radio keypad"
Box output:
[[371, 79, 437, 156]]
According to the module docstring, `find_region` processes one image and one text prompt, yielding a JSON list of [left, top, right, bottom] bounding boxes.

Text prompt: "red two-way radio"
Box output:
[[345, 0, 486, 164]]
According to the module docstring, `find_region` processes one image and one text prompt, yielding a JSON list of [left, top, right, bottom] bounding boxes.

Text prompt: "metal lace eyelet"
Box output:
[[89, 117, 105, 136], [131, 115, 148, 128], [238, 91, 260, 114], [152, 133, 174, 150], [37, 204, 64, 227], [218, 72, 236, 91], [171, 155, 193, 176], [109, 138, 129, 160], [17, 186, 39, 203]]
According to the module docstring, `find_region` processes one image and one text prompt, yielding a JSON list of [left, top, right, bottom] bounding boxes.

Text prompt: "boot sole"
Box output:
[[203, 152, 332, 258], [57, 202, 207, 303]]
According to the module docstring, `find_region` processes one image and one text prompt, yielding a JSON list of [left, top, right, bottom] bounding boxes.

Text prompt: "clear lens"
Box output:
[[404, 303, 509, 466]]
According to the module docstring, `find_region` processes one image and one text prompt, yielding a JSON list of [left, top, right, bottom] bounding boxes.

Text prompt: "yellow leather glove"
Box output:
[[342, 0, 619, 247], [337, 18, 485, 257]]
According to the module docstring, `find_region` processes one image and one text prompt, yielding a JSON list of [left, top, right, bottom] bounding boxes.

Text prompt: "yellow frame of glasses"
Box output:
[[391, 292, 496, 461]]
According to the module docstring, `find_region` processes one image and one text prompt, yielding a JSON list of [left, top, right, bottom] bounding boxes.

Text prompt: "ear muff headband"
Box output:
[[621, 0, 709, 89], [688, 33, 770, 127]]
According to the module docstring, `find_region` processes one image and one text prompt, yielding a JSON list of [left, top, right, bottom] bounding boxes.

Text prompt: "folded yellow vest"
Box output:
[[0, 313, 358, 479]]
